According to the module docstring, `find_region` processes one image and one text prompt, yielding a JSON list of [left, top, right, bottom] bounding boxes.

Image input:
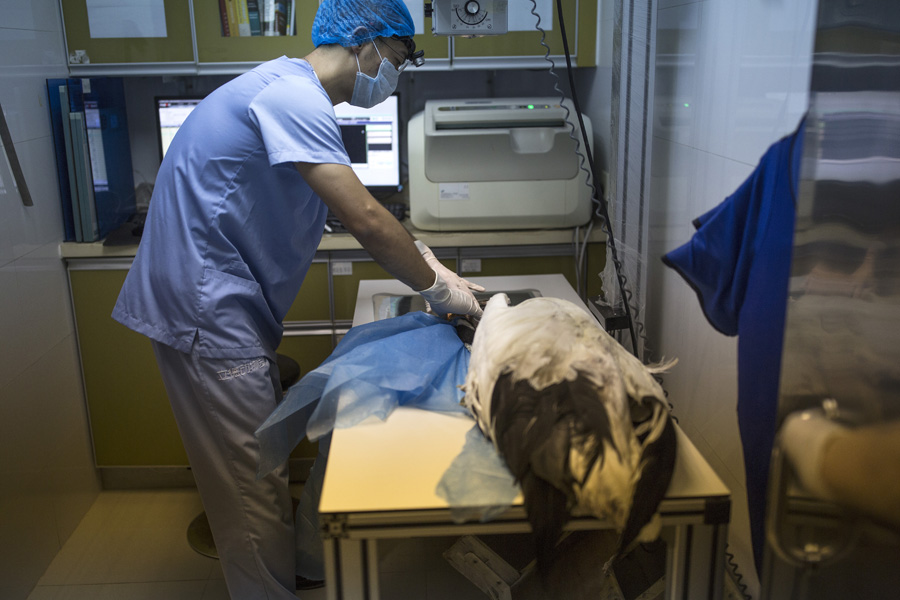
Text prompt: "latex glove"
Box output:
[[418, 272, 483, 318], [415, 240, 486, 294], [780, 410, 847, 500]]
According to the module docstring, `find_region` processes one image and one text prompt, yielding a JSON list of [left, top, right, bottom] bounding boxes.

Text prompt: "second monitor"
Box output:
[[156, 94, 401, 195], [333, 94, 401, 193]]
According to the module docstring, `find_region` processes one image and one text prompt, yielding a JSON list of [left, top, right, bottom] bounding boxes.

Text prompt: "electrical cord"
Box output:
[[725, 543, 752, 600], [526, 3, 595, 297], [529, 0, 639, 356]]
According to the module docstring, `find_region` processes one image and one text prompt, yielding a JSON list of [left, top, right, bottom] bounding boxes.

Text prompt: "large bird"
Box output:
[[463, 294, 677, 572]]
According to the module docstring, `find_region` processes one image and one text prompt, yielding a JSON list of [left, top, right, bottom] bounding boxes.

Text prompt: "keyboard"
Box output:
[[325, 202, 408, 234]]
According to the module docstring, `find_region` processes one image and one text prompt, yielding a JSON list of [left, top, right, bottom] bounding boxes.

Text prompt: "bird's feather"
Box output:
[[463, 294, 677, 573]]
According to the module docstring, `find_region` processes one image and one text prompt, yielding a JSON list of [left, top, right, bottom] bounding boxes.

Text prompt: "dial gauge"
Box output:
[[455, 1, 488, 26]]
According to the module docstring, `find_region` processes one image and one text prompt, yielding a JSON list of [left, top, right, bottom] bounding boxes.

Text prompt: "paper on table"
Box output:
[[86, 0, 167, 39]]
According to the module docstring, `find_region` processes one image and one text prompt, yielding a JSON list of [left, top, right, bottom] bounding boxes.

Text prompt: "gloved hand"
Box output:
[[780, 410, 847, 500], [415, 240, 486, 294], [418, 272, 483, 318]]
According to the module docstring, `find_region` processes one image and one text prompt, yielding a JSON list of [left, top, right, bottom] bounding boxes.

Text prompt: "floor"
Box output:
[[25, 488, 634, 600], [26, 488, 263, 600]]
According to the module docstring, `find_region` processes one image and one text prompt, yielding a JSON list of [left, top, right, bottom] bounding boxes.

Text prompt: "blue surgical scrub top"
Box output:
[[662, 118, 805, 573], [113, 57, 350, 359]]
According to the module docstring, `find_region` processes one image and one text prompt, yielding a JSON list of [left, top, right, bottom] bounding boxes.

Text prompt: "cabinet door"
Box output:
[[69, 267, 189, 466], [60, 0, 194, 65], [332, 259, 393, 321], [283, 260, 331, 323], [193, 0, 319, 65], [451, 0, 596, 66]]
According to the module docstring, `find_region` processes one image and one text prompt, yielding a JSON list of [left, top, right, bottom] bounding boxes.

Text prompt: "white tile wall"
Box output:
[[573, 0, 615, 175], [647, 0, 817, 597], [0, 1, 102, 599]]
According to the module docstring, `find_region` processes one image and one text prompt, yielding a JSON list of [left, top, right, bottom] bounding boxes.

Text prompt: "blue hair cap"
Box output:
[[312, 0, 416, 47]]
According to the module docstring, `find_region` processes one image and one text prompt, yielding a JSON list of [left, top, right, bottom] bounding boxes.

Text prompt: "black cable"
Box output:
[[725, 543, 752, 600], [551, 0, 639, 356], [525, 3, 595, 300]]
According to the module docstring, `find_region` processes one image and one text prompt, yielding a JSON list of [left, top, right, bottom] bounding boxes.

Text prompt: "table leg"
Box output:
[[323, 537, 379, 599], [664, 523, 727, 600]]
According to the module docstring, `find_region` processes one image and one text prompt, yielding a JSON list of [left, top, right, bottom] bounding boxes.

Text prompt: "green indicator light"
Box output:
[[528, 104, 535, 109], [684, 103, 690, 108]]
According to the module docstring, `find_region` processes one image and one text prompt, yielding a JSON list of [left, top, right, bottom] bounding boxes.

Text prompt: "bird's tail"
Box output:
[[520, 471, 570, 578], [611, 400, 677, 567]]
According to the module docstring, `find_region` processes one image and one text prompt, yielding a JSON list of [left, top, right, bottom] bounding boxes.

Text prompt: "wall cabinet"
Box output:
[[60, 0, 195, 67], [191, 0, 317, 66], [68, 266, 187, 466], [67, 260, 333, 468], [59, 0, 594, 75], [66, 242, 603, 468]]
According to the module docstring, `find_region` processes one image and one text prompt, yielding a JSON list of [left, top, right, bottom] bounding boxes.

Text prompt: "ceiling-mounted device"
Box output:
[[430, 0, 508, 36]]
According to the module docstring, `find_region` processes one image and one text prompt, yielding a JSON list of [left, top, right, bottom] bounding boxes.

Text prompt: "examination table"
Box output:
[[317, 275, 731, 599]]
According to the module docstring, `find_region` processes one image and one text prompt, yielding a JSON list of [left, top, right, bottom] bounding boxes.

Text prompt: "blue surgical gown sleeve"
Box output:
[[248, 75, 350, 168]]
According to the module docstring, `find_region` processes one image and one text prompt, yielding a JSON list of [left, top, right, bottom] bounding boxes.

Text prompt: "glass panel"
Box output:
[[61, 0, 194, 64], [194, 0, 318, 63]]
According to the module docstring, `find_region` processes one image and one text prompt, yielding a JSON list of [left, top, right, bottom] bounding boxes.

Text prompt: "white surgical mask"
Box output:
[[350, 43, 400, 109]]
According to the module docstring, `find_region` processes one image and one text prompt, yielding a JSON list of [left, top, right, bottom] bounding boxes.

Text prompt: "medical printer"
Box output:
[[408, 97, 593, 231]]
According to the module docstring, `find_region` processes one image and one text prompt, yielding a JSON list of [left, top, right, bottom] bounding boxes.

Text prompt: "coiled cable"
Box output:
[[529, 0, 639, 356], [725, 543, 752, 600]]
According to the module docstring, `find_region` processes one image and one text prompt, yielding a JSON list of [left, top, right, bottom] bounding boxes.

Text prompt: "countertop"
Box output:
[[59, 222, 605, 259]]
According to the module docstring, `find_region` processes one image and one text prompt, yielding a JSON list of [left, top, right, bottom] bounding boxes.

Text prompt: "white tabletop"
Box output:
[[319, 405, 728, 515]]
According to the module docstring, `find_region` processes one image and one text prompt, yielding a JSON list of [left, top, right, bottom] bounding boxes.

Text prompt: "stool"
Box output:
[[187, 353, 302, 559], [276, 353, 301, 394]]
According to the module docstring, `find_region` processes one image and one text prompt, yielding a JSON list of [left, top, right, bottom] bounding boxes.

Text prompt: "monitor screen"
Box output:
[[333, 95, 401, 191], [155, 95, 401, 191], [155, 96, 202, 161]]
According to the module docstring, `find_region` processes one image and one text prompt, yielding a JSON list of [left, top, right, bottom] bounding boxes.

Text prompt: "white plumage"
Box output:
[[463, 294, 676, 570]]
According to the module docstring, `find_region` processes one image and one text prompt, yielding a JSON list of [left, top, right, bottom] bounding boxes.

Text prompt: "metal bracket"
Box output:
[[588, 296, 630, 332], [322, 514, 349, 539]]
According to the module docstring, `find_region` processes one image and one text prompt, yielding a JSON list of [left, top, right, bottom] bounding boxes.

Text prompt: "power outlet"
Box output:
[[332, 262, 353, 276]]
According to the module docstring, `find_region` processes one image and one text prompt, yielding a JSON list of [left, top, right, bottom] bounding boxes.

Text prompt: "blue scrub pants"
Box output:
[[152, 341, 328, 599]]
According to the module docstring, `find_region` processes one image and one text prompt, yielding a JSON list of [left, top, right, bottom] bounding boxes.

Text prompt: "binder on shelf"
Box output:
[[224, 0, 238, 37], [70, 104, 99, 242], [235, 0, 251, 36], [47, 78, 135, 243], [218, 0, 230, 36], [247, 0, 261, 36], [48, 81, 79, 241]]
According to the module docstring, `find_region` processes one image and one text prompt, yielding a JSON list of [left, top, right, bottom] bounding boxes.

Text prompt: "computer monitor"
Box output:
[[155, 94, 402, 192], [333, 94, 401, 192], [155, 96, 203, 161]]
